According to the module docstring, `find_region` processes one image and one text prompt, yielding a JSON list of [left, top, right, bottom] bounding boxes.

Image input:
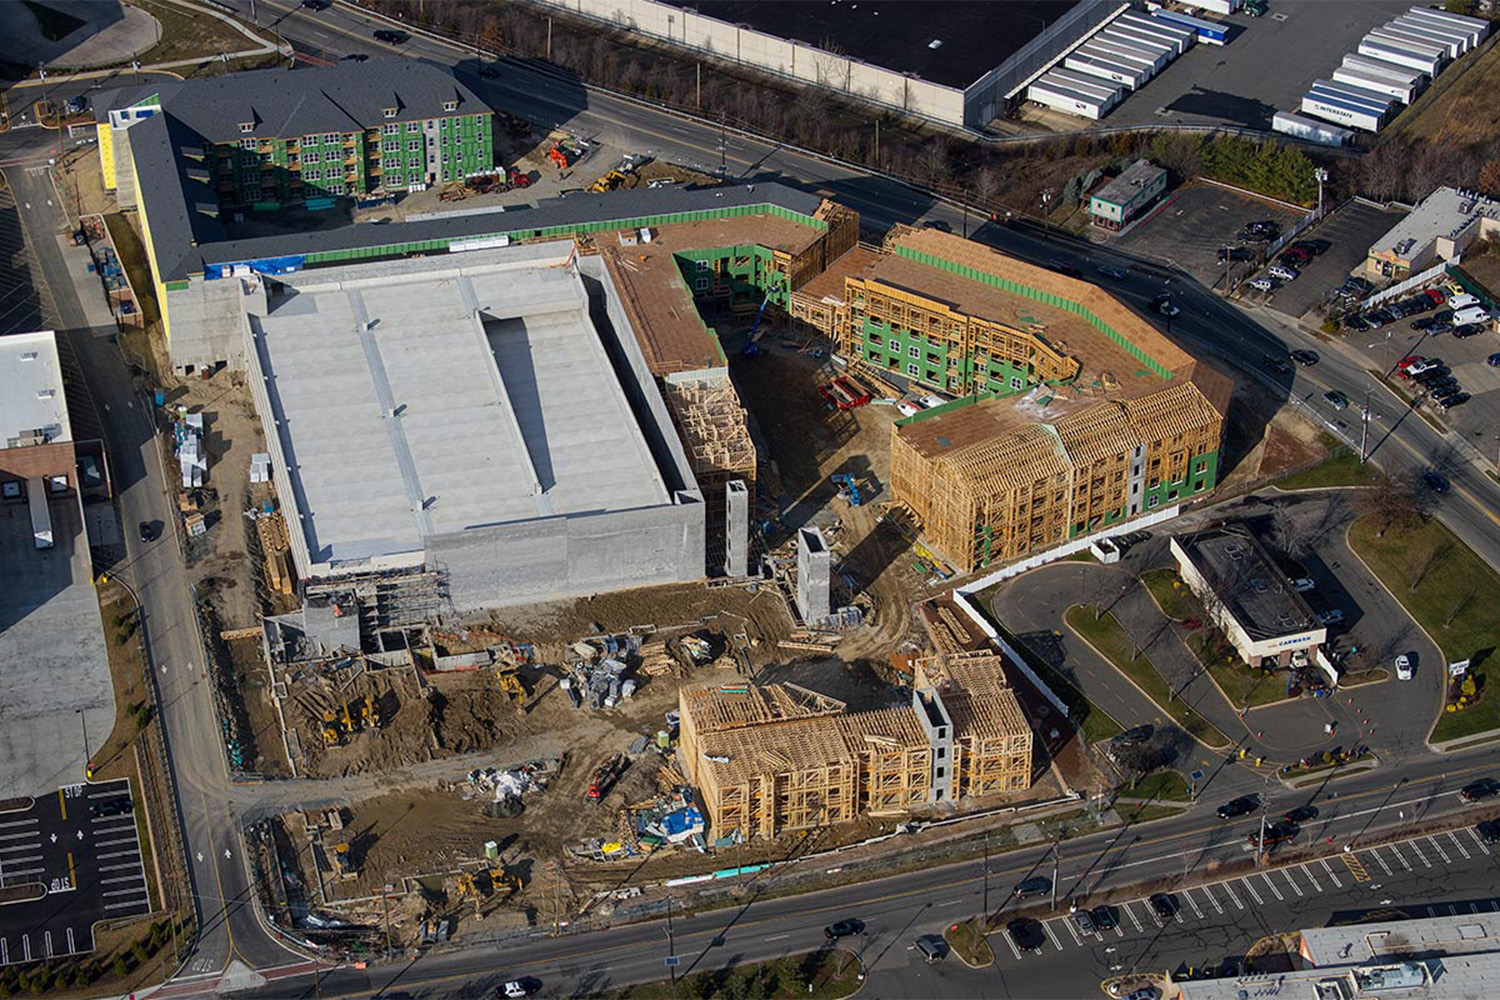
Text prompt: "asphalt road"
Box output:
[[5, 2, 1500, 995], [0, 779, 152, 968]]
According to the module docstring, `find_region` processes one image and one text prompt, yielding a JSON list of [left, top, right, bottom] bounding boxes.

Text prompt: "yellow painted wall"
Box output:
[[97, 123, 116, 190], [127, 150, 171, 346]]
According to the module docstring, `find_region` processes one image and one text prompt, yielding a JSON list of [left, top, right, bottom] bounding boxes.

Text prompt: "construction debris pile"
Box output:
[[561, 633, 644, 710], [174, 409, 207, 488], [458, 757, 563, 818], [631, 786, 706, 852]]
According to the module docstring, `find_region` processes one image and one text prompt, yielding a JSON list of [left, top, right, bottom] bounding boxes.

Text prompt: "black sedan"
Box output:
[[1217, 796, 1258, 820], [1149, 893, 1178, 920], [1461, 779, 1499, 803], [1290, 349, 1320, 366], [824, 918, 865, 940]]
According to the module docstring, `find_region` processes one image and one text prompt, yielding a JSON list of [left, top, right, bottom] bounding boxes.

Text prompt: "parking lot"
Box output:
[[0, 778, 152, 965], [1108, 0, 1415, 130], [1248, 200, 1408, 320], [1112, 183, 1306, 290]]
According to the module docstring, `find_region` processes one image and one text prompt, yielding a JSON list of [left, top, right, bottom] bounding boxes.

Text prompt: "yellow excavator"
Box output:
[[321, 710, 342, 746], [496, 664, 526, 709], [329, 842, 356, 879]]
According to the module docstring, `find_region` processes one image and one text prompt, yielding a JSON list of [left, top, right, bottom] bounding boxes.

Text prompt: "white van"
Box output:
[[1448, 292, 1480, 310], [1452, 305, 1490, 328]]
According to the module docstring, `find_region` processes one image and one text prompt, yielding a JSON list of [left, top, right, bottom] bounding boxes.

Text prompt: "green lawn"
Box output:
[[987, 621, 1123, 744], [1124, 770, 1191, 802], [607, 949, 864, 998], [945, 917, 994, 967], [1065, 606, 1231, 749], [1141, 569, 1198, 621], [1187, 632, 1287, 709], [1348, 516, 1500, 743], [1121, 802, 1187, 824], [1276, 447, 1381, 491], [125, 0, 273, 67]]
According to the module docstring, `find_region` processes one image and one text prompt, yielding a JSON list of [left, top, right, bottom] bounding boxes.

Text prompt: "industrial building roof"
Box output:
[[95, 57, 485, 141], [0, 330, 71, 449], [1300, 911, 1500, 967], [1091, 159, 1167, 207], [1369, 185, 1500, 263], [1174, 960, 1500, 1000], [660, 0, 1080, 90], [247, 243, 673, 570], [1172, 527, 1321, 641]]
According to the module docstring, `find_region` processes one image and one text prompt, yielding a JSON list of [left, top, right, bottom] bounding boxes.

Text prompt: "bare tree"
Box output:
[[1406, 537, 1448, 592], [1444, 591, 1475, 628], [1359, 143, 1405, 203], [1357, 473, 1423, 537]]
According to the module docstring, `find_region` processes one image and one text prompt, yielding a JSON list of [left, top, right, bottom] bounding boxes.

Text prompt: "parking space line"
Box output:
[[1222, 881, 1244, 909], [1113, 923, 1124, 938], [1388, 844, 1413, 871], [1201, 885, 1224, 915], [1260, 873, 1284, 901], [1043, 921, 1064, 952], [1282, 870, 1304, 897], [1064, 919, 1084, 947], [1300, 864, 1322, 892], [1368, 848, 1393, 876], [1241, 878, 1264, 905], [1469, 828, 1492, 856], [1429, 836, 1453, 864], [43, 932, 51, 960], [1410, 841, 1433, 869], [1005, 933, 1023, 961], [21, 935, 29, 963], [1184, 891, 1205, 919], [1125, 903, 1145, 933], [1446, 832, 1470, 860], [1321, 859, 1342, 888], [93, 824, 135, 837], [1, 938, 6, 964]]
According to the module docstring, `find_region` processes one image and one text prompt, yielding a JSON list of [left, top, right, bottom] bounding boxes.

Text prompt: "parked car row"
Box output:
[[1396, 355, 1470, 410]]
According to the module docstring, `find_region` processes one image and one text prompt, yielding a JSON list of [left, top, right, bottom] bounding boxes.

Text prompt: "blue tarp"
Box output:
[[204, 254, 307, 280]]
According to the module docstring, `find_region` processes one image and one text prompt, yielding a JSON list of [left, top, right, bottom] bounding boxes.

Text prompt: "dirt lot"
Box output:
[[1213, 367, 1331, 494]]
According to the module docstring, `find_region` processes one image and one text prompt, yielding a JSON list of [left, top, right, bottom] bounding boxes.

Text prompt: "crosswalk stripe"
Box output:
[[1429, 836, 1453, 864], [0, 843, 41, 853], [1300, 864, 1322, 891], [1447, 832, 1470, 860], [1222, 881, 1244, 909], [1282, 870, 1304, 897], [1410, 841, 1433, 868], [1241, 877, 1264, 905], [1185, 891, 1205, 919], [0, 820, 38, 830], [1261, 873, 1284, 901], [1468, 828, 1492, 856], [1321, 859, 1342, 888], [1202, 885, 1224, 914], [101, 875, 145, 886]]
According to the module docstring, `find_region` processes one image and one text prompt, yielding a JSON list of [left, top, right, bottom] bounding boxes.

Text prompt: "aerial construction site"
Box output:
[[95, 58, 1231, 958]]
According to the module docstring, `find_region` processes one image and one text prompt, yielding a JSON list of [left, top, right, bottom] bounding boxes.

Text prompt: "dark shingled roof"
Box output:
[[95, 57, 484, 141]]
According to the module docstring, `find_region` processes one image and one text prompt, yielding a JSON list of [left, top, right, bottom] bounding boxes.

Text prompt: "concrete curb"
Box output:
[[1062, 605, 1234, 753], [1280, 757, 1380, 789]]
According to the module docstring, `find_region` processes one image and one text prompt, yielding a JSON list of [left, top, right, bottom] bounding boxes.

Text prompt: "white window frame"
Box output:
[[442, 101, 457, 112], [303, 151, 320, 163], [908, 346, 920, 359], [907, 364, 920, 377], [239, 138, 256, 150], [888, 339, 899, 352], [382, 123, 399, 136], [303, 135, 318, 146], [1010, 376, 1023, 390], [406, 122, 421, 134], [382, 107, 397, 119], [303, 168, 319, 181], [407, 139, 421, 151], [238, 122, 254, 133], [323, 133, 339, 144], [694, 276, 710, 292]]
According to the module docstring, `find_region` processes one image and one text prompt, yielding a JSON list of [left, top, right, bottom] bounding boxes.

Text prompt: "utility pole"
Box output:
[[1314, 167, 1329, 219], [1051, 838, 1061, 911], [874, 118, 880, 164], [666, 892, 678, 998], [546, 17, 553, 60], [696, 62, 701, 109], [982, 831, 990, 918]]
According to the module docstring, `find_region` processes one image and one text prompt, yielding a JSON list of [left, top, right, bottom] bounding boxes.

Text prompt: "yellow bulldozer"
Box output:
[[321, 710, 342, 746], [589, 168, 632, 194], [495, 664, 526, 709]]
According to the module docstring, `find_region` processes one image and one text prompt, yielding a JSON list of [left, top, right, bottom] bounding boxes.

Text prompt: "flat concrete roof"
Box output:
[[250, 243, 672, 571], [0, 330, 70, 449], [1092, 159, 1166, 208], [1175, 527, 1320, 640], [1302, 910, 1500, 966], [0, 497, 113, 796], [1370, 185, 1500, 262], [661, 0, 1079, 90]]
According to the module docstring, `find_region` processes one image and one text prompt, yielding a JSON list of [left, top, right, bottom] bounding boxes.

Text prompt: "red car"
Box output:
[[1397, 355, 1424, 370], [1424, 288, 1446, 305]]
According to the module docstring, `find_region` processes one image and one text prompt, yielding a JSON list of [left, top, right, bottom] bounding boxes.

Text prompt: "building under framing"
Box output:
[[679, 651, 1032, 840], [791, 225, 1230, 572]]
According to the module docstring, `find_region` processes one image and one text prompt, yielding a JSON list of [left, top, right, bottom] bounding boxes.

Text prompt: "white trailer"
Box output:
[[1096, 31, 1171, 71], [1301, 92, 1387, 132], [1175, 0, 1239, 14], [1367, 28, 1448, 68], [1091, 35, 1167, 73], [1311, 77, 1397, 112], [1390, 15, 1471, 55], [1382, 18, 1465, 58], [1047, 67, 1124, 102], [1342, 52, 1429, 88], [1115, 11, 1196, 54], [1102, 25, 1177, 61], [1065, 49, 1150, 90], [1273, 110, 1354, 147], [1407, 5, 1490, 42], [1359, 35, 1444, 75], [1333, 65, 1417, 103], [1028, 74, 1118, 119]]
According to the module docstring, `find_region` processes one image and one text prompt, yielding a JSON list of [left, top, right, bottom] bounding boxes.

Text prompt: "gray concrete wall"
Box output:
[[428, 495, 705, 610], [796, 526, 830, 623], [167, 277, 249, 372], [725, 479, 748, 577]]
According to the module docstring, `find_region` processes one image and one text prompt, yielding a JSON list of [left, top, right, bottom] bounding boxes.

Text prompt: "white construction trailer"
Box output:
[[1065, 48, 1151, 89], [1273, 110, 1355, 147], [1366, 29, 1448, 70], [1382, 18, 1466, 58], [1359, 35, 1444, 75], [1096, 31, 1172, 72], [1333, 64, 1418, 103], [1089, 35, 1166, 74], [1392, 15, 1473, 54], [1115, 11, 1196, 55], [1406, 5, 1490, 42], [1102, 25, 1177, 61], [1027, 74, 1120, 119], [1047, 67, 1124, 101], [1342, 52, 1429, 89]]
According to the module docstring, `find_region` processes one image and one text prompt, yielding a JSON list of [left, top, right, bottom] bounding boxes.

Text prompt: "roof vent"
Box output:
[[928, 39, 944, 49]]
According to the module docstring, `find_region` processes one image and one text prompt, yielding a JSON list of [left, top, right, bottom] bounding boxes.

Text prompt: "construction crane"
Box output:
[[830, 473, 863, 507], [740, 291, 773, 356]]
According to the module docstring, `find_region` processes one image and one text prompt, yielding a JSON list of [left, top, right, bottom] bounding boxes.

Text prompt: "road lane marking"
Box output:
[[1005, 933, 1023, 960], [1429, 836, 1453, 864], [1065, 918, 1084, 946], [1043, 921, 1063, 951], [105, 901, 149, 911], [1388, 844, 1413, 871], [938, 899, 963, 907], [0, 843, 41, 852], [66, 852, 75, 890], [1, 855, 41, 864], [93, 824, 135, 837], [1469, 828, 1492, 856], [1300, 865, 1322, 892], [1321, 859, 1342, 888], [1410, 841, 1433, 868], [21, 935, 29, 963], [0, 832, 40, 841], [1282, 870, 1304, 897], [104, 888, 148, 898], [6, 867, 44, 877], [1448, 831, 1472, 860], [1222, 881, 1244, 909], [1241, 878, 1264, 905], [1, 938, 6, 963], [1261, 873, 1284, 901], [1184, 892, 1204, 919], [1201, 886, 1223, 915], [57, 790, 65, 822], [1124, 904, 1145, 932]]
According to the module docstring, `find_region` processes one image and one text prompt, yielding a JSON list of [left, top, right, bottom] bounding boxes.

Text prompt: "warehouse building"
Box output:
[[244, 242, 707, 609], [790, 225, 1228, 572], [679, 651, 1033, 840], [93, 58, 495, 210], [530, 0, 1131, 127], [1366, 185, 1500, 279], [1088, 159, 1167, 231], [1170, 526, 1325, 668]]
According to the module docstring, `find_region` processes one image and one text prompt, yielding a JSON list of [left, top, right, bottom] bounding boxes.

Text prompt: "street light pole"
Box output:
[[1314, 167, 1329, 220], [1051, 838, 1061, 910]]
